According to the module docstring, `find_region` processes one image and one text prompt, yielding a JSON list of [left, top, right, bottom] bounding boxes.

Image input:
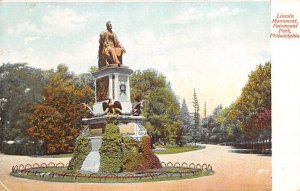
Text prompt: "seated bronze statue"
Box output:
[[98, 21, 126, 68]]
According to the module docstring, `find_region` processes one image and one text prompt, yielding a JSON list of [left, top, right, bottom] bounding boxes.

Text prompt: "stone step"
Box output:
[[80, 137, 102, 173]]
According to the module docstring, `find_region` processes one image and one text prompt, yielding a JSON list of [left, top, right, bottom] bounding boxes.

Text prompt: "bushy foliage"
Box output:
[[123, 137, 144, 171], [200, 62, 271, 150], [123, 136, 162, 171], [74, 73, 94, 89], [68, 136, 91, 171], [99, 123, 123, 173], [179, 99, 193, 144], [27, 65, 93, 154], [105, 123, 119, 134], [100, 123, 162, 172], [227, 62, 271, 140], [140, 136, 162, 170], [1, 137, 45, 155], [130, 69, 182, 145], [0, 63, 48, 154], [180, 99, 192, 131]]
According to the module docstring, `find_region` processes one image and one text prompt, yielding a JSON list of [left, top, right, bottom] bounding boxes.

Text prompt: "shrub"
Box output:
[[99, 123, 123, 173], [100, 124, 162, 173], [105, 123, 119, 134], [123, 136, 144, 171], [1, 138, 46, 156], [140, 136, 162, 170], [67, 136, 91, 171]]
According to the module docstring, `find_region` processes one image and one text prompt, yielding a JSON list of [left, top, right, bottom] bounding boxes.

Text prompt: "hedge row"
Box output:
[[123, 136, 144, 171], [68, 123, 162, 173], [100, 123, 162, 173], [140, 136, 162, 170], [99, 124, 123, 173], [67, 136, 91, 171]]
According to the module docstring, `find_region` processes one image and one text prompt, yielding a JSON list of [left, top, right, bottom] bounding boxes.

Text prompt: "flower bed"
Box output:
[[11, 161, 214, 183]]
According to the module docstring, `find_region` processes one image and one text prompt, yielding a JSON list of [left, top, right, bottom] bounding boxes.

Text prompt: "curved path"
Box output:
[[0, 144, 271, 191]]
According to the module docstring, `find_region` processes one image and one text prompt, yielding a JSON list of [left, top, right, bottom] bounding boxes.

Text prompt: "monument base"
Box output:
[[82, 115, 145, 124], [82, 115, 147, 141]]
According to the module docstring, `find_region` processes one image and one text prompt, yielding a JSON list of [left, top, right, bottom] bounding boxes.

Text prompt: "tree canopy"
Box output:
[[0, 63, 48, 154], [130, 69, 182, 145], [27, 65, 93, 154], [179, 99, 191, 143], [228, 62, 271, 140], [199, 62, 271, 151]]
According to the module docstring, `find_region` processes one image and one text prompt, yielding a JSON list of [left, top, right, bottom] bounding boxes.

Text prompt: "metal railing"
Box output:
[[11, 161, 213, 182]]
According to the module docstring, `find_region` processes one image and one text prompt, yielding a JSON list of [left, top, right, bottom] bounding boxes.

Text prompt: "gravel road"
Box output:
[[0, 144, 271, 191]]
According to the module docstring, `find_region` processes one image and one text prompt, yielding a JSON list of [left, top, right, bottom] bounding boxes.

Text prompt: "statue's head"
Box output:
[[106, 21, 112, 31]]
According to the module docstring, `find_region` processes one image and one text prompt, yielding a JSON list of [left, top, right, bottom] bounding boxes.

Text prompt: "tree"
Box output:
[[200, 105, 226, 144], [143, 87, 182, 145], [74, 73, 94, 89], [89, 66, 98, 73], [192, 89, 200, 128], [130, 69, 182, 145], [213, 105, 230, 143], [179, 99, 192, 144], [0, 63, 48, 154], [27, 65, 93, 154], [227, 62, 271, 151], [187, 89, 201, 143], [130, 69, 166, 102], [180, 99, 192, 130]]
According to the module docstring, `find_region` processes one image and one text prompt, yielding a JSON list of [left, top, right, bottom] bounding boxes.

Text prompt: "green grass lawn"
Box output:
[[11, 166, 213, 183], [154, 145, 205, 154], [51, 153, 73, 158]]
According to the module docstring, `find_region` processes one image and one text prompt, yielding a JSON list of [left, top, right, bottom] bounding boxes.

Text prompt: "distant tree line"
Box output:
[[179, 62, 271, 154], [0, 61, 271, 155], [0, 63, 93, 155]]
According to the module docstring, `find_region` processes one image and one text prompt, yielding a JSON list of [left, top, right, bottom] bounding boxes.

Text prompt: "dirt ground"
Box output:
[[0, 144, 271, 191]]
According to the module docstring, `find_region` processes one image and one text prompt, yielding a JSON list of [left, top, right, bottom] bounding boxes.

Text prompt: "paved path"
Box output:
[[0, 144, 271, 191], [80, 136, 102, 173]]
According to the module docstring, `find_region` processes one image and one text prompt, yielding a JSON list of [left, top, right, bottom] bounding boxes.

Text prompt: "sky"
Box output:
[[0, 2, 271, 115]]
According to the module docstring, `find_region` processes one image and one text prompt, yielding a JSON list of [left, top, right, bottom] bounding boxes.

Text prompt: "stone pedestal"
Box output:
[[77, 65, 147, 173], [92, 65, 133, 116], [82, 65, 146, 137]]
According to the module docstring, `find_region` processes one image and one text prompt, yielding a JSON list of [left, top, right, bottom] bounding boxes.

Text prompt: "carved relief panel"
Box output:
[[96, 76, 109, 102]]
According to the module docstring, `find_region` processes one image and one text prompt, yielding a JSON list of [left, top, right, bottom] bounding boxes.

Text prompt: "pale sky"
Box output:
[[0, 2, 271, 115]]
